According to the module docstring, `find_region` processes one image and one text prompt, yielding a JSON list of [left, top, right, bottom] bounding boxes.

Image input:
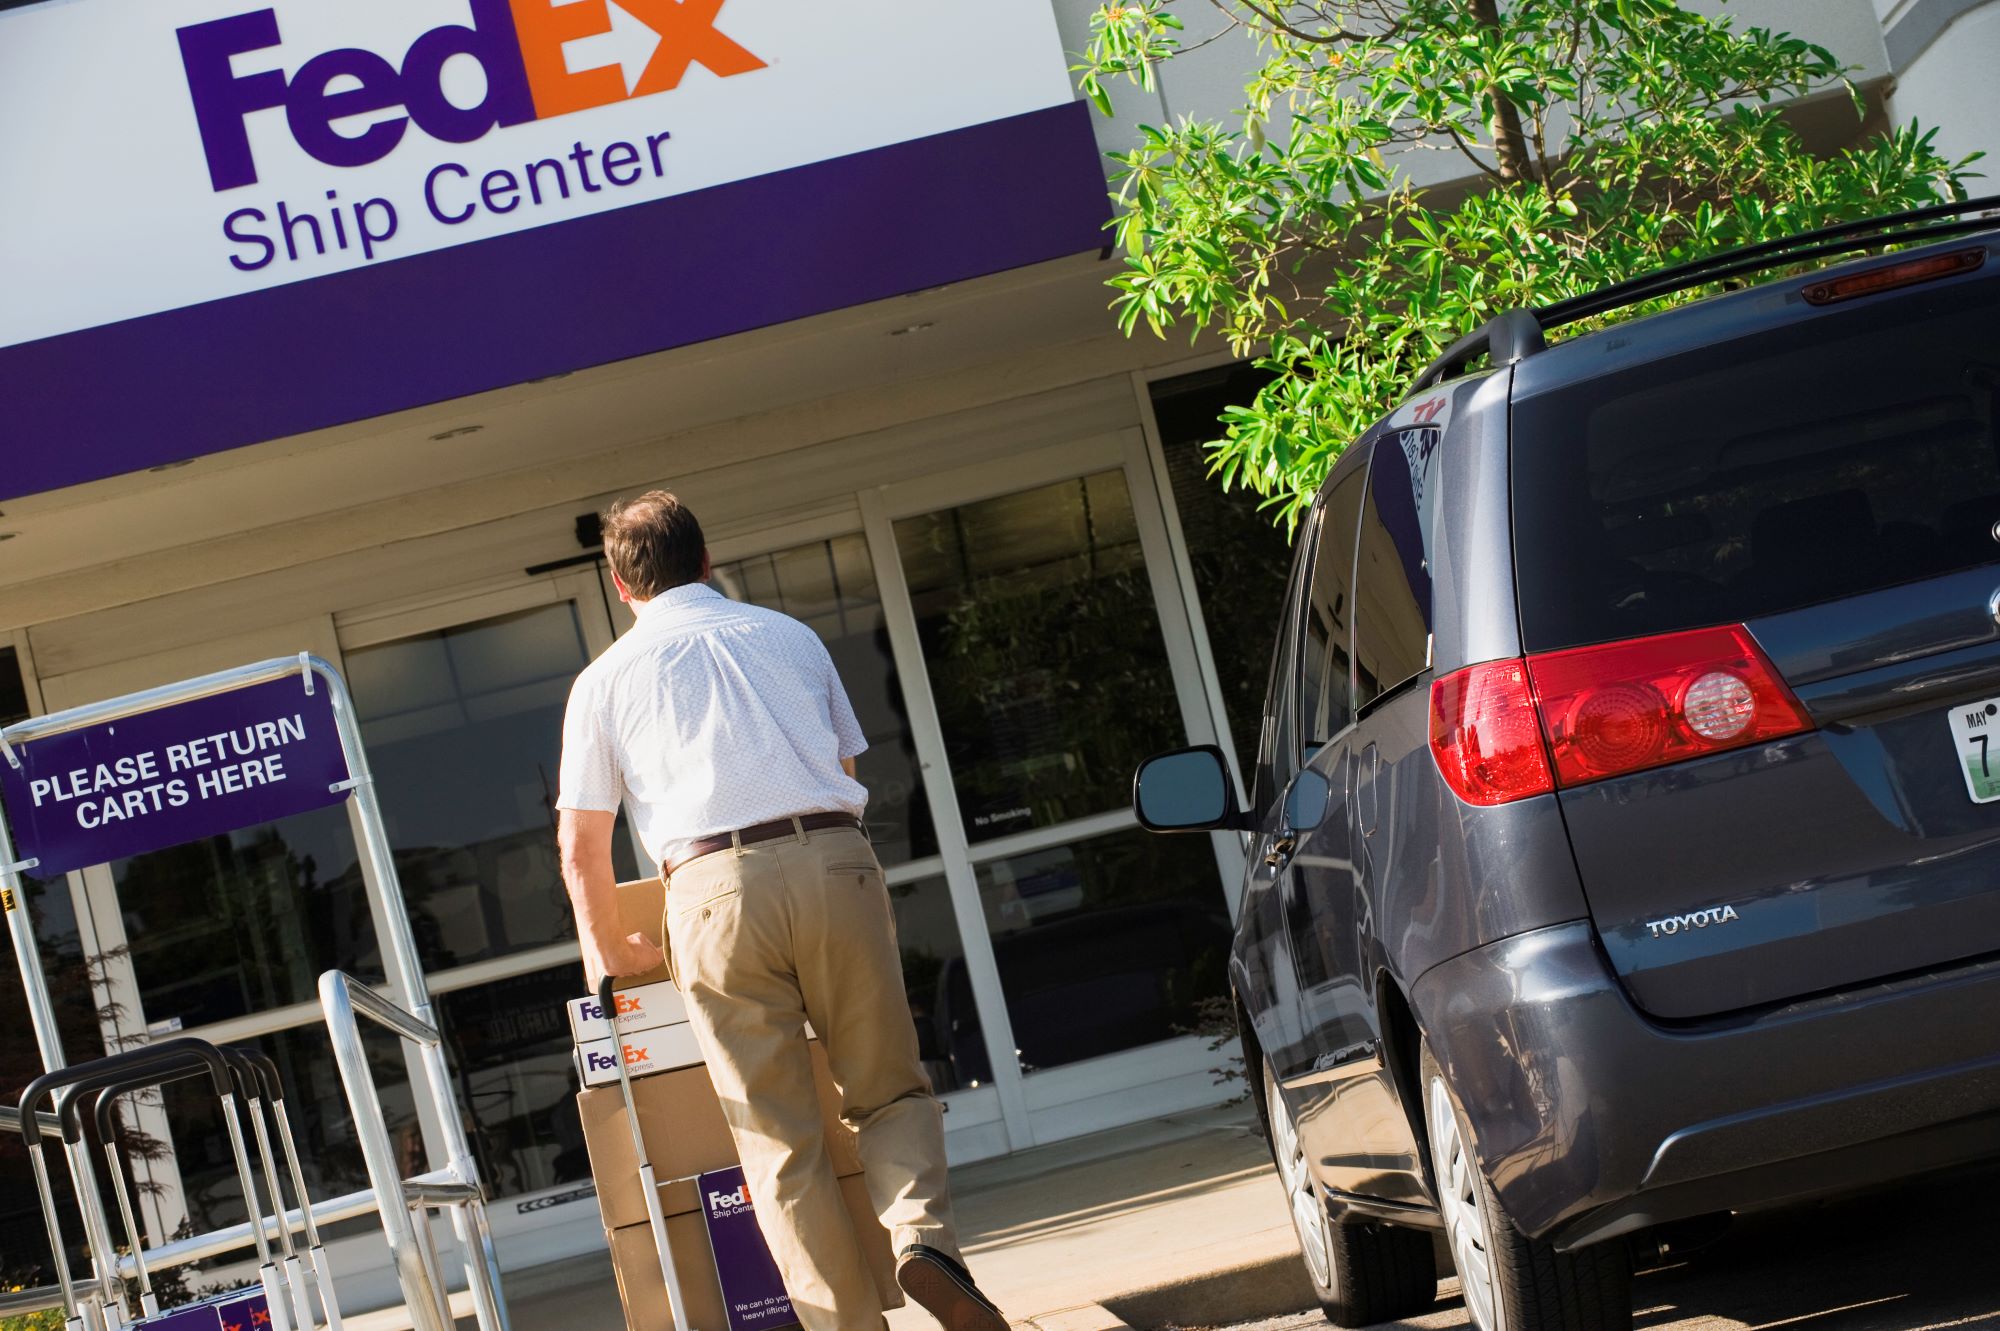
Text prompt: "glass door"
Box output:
[[865, 431, 1240, 1145]]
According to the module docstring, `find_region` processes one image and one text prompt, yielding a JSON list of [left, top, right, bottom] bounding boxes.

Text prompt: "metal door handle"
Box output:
[[1265, 835, 1297, 867]]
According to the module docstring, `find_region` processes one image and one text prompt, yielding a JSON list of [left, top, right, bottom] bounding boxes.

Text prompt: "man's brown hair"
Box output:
[[602, 490, 707, 599]]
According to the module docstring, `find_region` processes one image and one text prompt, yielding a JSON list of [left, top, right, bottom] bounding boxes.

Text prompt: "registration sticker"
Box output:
[[1946, 698, 2000, 803]]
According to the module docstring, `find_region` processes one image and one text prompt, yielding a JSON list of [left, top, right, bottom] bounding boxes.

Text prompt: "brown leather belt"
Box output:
[[663, 812, 863, 875]]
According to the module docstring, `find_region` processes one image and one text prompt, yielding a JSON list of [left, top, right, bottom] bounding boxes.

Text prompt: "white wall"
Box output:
[[1882, 0, 2000, 168], [1048, 0, 1895, 181]]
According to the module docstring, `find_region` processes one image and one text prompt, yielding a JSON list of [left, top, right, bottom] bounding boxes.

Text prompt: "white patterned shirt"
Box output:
[[556, 582, 869, 868]]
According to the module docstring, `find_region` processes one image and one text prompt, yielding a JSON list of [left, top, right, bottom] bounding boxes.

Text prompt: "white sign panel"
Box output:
[[0, 0, 1074, 350]]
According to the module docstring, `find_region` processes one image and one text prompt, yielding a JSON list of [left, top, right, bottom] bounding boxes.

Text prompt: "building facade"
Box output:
[[1, 0, 1994, 1306]]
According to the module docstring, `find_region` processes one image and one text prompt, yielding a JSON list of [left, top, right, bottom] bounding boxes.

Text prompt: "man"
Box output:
[[556, 491, 1006, 1331]]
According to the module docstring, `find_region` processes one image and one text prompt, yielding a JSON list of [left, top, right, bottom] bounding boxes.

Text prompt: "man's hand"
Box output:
[[560, 808, 668, 986], [588, 931, 666, 991]]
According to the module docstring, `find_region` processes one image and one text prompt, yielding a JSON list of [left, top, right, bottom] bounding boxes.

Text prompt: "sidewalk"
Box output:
[[899, 1102, 1311, 1331], [485, 1101, 1312, 1331]]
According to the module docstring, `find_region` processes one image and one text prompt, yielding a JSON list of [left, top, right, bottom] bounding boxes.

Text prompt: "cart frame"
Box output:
[[1, 654, 508, 1331]]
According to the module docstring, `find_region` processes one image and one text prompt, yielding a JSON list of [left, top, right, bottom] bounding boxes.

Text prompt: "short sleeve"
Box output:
[[555, 673, 623, 812], [823, 648, 868, 761]]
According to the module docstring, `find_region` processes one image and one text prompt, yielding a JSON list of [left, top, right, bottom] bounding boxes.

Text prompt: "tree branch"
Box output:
[[1444, 123, 1508, 183], [1467, 0, 1537, 183]]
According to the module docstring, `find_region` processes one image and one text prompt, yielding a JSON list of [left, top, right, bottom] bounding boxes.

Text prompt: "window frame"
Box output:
[[1294, 454, 1373, 752], [1352, 429, 1440, 722]]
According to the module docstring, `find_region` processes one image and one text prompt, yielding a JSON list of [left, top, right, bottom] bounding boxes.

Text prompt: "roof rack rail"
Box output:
[[1410, 194, 2000, 392], [1410, 309, 1545, 392], [1539, 193, 2000, 326]]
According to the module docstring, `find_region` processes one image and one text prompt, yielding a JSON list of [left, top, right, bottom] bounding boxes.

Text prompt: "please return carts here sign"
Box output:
[[0, 675, 351, 877]]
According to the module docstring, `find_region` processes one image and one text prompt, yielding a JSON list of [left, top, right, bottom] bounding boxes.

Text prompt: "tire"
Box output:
[[1419, 1044, 1631, 1331], [1262, 1061, 1437, 1327]]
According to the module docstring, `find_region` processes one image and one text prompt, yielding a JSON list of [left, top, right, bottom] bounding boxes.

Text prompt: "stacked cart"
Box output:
[[1, 656, 513, 1331]]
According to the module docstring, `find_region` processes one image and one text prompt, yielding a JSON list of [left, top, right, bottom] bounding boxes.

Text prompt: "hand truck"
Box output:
[[598, 975, 699, 1331]]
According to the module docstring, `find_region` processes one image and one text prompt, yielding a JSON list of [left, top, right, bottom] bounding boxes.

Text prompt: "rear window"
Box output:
[[1513, 273, 2000, 652]]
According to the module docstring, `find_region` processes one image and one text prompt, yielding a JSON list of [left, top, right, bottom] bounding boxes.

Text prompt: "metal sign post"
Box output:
[[1, 655, 510, 1331]]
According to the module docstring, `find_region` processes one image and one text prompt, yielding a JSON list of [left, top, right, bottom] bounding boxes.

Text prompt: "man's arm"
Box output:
[[559, 808, 663, 987], [842, 757, 856, 779]]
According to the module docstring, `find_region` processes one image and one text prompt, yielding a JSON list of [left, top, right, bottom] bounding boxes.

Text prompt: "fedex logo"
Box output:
[[578, 992, 645, 1022], [178, 0, 764, 193], [583, 1040, 651, 1072], [708, 1183, 752, 1213]]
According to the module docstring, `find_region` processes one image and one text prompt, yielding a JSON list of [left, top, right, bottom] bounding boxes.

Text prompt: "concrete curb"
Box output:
[[1018, 1302, 1141, 1331], [1097, 1251, 1315, 1331]]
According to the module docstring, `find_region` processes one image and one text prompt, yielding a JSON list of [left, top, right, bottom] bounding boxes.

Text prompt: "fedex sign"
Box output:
[[178, 0, 763, 192], [0, 0, 1087, 393]]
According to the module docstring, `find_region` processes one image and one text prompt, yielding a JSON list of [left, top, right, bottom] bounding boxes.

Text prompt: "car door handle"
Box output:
[[1265, 835, 1297, 868]]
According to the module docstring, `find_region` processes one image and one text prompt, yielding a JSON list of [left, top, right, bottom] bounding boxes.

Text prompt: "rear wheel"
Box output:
[[1263, 1062, 1437, 1326], [1420, 1045, 1631, 1331]]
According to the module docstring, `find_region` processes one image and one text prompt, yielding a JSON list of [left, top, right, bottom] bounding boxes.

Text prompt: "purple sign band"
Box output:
[[134, 1287, 269, 1331], [699, 1166, 799, 1331], [0, 101, 1112, 503], [0, 675, 350, 877], [211, 1288, 273, 1331]]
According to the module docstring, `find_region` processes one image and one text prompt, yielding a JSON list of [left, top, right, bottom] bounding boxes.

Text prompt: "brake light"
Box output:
[[1801, 247, 1985, 305], [1527, 625, 1812, 786], [1429, 660, 1555, 805]]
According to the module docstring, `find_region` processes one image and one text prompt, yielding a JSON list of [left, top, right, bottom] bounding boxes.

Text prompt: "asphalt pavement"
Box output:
[[1204, 1165, 2000, 1331]]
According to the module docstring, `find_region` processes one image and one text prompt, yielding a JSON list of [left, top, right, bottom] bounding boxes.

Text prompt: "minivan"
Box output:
[[1133, 202, 2000, 1331]]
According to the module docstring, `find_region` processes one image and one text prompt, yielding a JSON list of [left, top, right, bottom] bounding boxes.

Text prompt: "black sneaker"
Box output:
[[895, 1244, 1008, 1331]]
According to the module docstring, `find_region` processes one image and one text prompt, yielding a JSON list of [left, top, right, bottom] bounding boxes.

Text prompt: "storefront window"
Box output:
[[712, 535, 935, 864], [111, 806, 372, 1031], [163, 1019, 417, 1235], [162, 960, 591, 1228], [896, 473, 1186, 840], [434, 964, 592, 1198], [1149, 365, 1296, 782], [973, 827, 1231, 1073], [345, 602, 637, 972]]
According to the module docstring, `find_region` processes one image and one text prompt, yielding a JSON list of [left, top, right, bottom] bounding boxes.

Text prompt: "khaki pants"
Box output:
[[663, 822, 958, 1331]]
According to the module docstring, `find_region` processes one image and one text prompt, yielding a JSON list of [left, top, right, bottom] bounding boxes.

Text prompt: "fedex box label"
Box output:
[[575, 1022, 704, 1086], [566, 979, 688, 1043], [0, 0, 1076, 351], [699, 1166, 796, 1331]]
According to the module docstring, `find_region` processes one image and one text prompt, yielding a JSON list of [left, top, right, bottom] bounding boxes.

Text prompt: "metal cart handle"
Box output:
[[596, 974, 698, 1331]]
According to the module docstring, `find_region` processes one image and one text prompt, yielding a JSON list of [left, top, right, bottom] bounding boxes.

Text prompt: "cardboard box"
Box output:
[[606, 1173, 900, 1331], [588, 876, 675, 990], [570, 979, 692, 1042], [581, 1040, 863, 1231], [576, 1023, 708, 1086]]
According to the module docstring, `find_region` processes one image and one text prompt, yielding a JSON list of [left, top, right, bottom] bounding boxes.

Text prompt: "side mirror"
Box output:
[[1133, 745, 1249, 832]]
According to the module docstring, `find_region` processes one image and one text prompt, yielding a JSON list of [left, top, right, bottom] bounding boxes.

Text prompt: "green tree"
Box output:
[[1077, 0, 1981, 527]]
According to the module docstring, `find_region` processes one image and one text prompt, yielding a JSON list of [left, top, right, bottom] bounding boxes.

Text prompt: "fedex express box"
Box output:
[[575, 1022, 706, 1087], [568, 980, 689, 1042]]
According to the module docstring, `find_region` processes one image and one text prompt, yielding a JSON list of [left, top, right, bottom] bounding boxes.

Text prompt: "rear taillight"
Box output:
[[1430, 626, 1814, 804], [1429, 660, 1555, 806], [1527, 625, 1813, 786]]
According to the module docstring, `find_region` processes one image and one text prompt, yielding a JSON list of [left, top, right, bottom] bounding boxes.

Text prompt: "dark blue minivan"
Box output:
[[1135, 206, 2000, 1331]]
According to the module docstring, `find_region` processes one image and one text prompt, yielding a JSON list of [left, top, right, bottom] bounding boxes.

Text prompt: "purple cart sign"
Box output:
[[212, 1287, 273, 1331], [0, 676, 349, 877], [141, 1304, 224, 1331], [699, 1167, 799, 1331]]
